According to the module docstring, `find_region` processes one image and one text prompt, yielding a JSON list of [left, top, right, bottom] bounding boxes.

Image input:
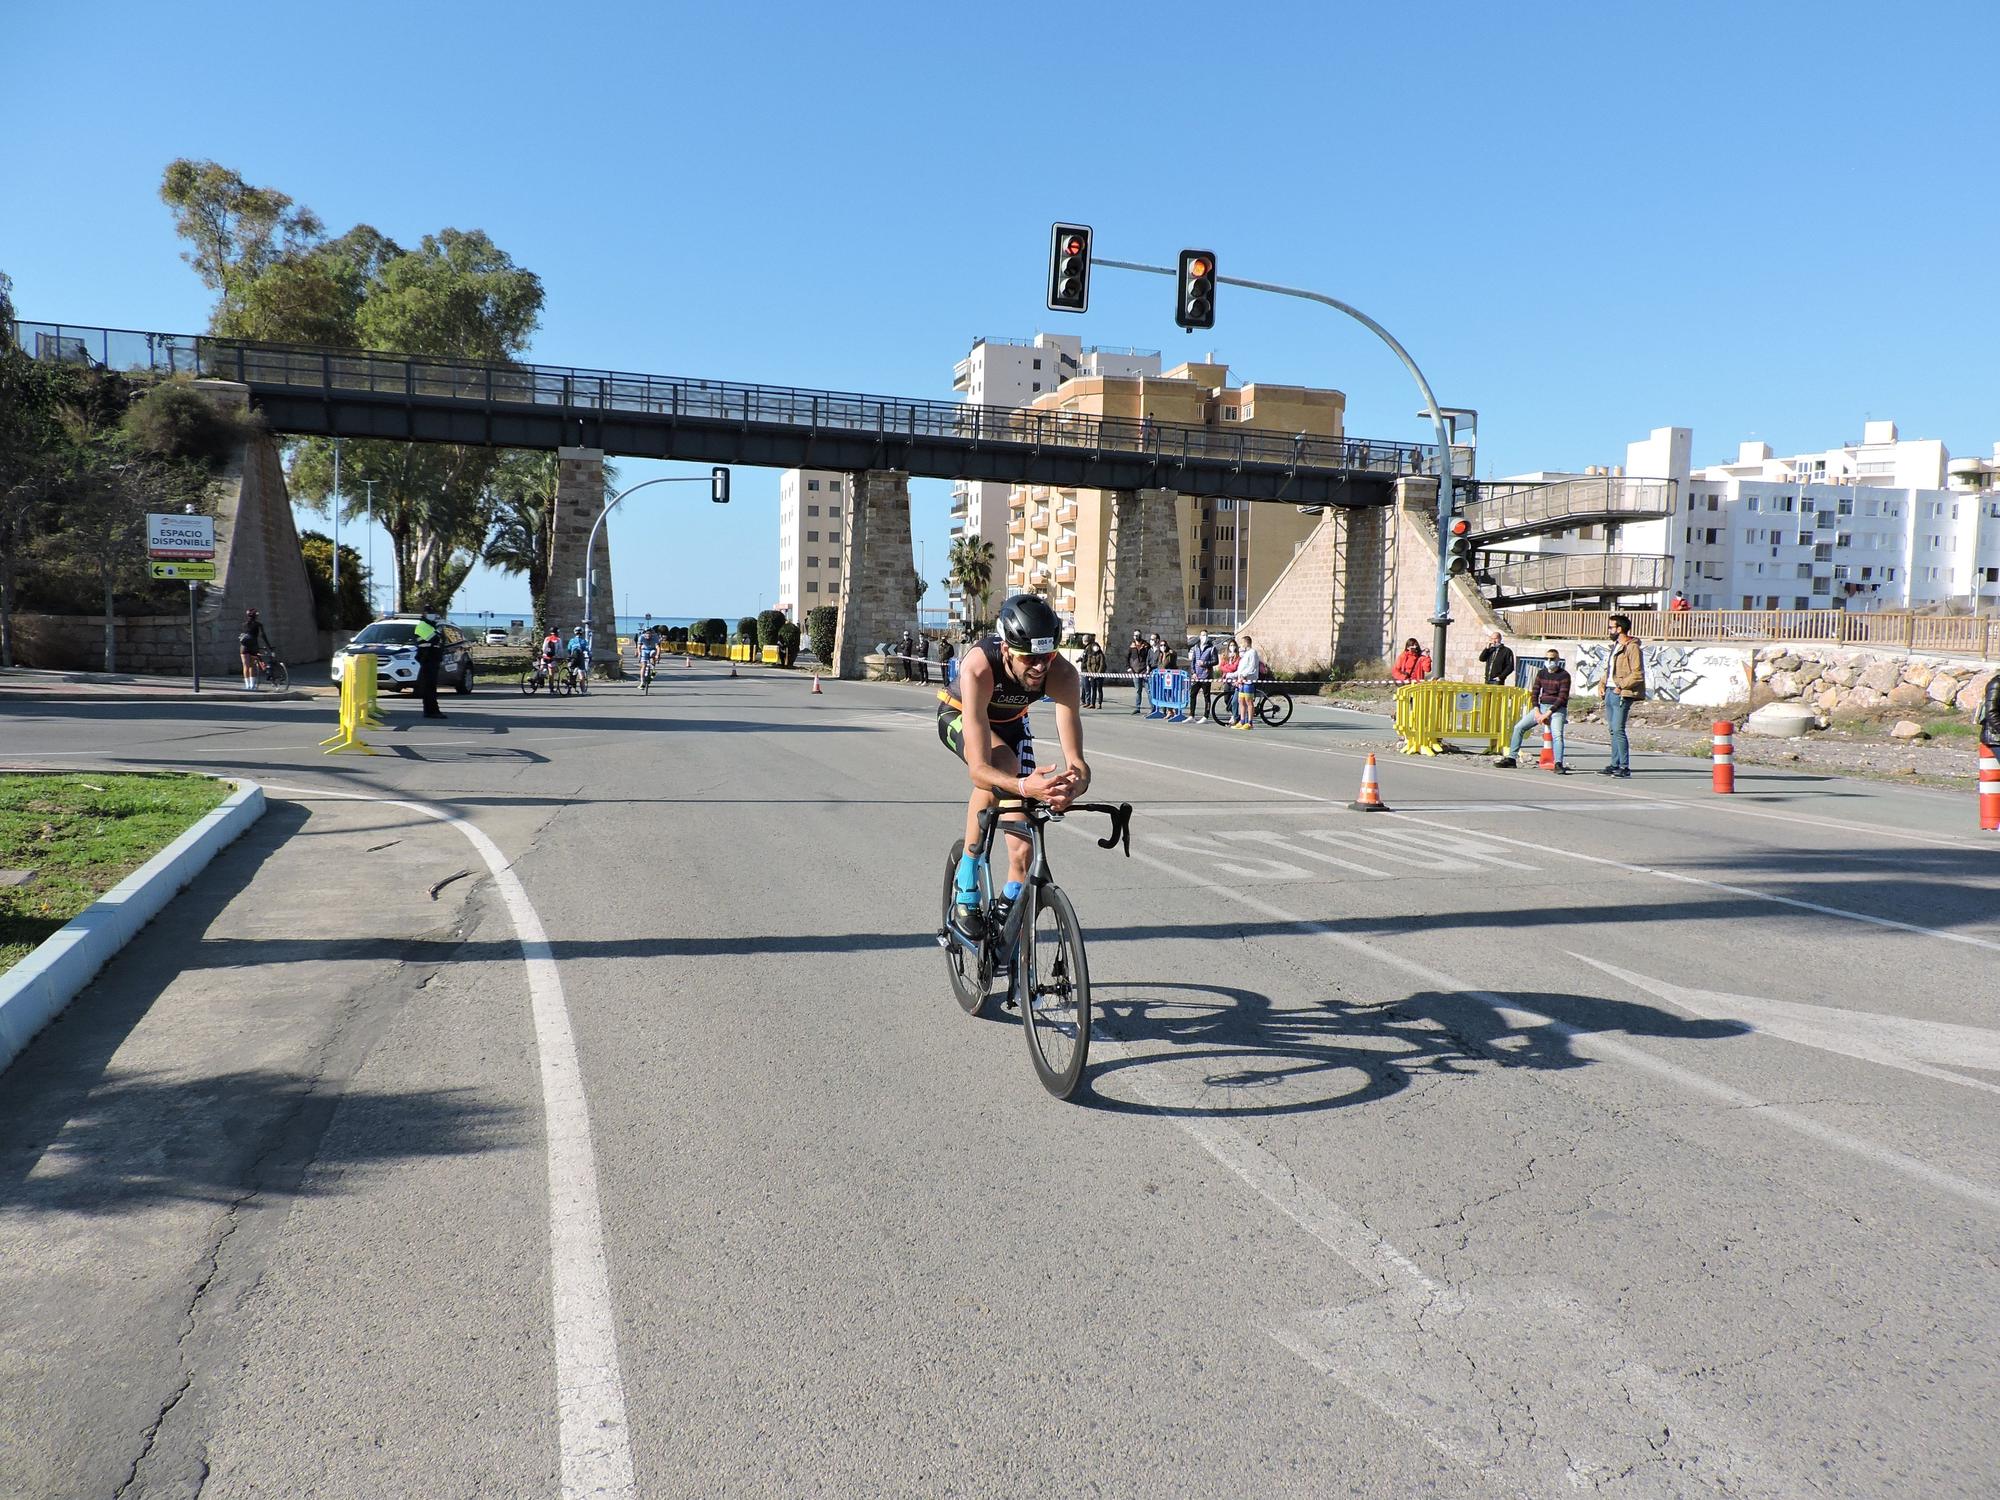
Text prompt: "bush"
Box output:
[[119, 381, 256, 471], [806, 605, 838, 665], [663, 625, 689, 647], [299, 531, 371, 629], [736, 615, 758, 648], [778, 621, 801, 667], [757, 609, 787, 648], [693, 617, 728, 647]]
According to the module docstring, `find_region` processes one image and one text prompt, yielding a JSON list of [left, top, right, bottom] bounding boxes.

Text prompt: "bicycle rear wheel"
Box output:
[[942, 840, 992, 1016], [1017, 884, 1091, 1099], [1209, 691, 1237, 726], [1259, 690, 1293, 727], [520, 670, 540, 695]]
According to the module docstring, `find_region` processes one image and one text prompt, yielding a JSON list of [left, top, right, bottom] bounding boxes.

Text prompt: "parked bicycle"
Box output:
[[564, 662, 589, 696], [938, 797, 1132, 1099], [1209, 681, 1294, 728], [520, 658, 554, 695]]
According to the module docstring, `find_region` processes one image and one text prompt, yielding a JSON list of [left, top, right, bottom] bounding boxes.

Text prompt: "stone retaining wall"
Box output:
[[1752, 646, 1995, 717]]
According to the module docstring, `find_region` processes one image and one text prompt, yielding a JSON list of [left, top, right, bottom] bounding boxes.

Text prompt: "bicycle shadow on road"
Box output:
[[1081, 979, 1749, 1118]]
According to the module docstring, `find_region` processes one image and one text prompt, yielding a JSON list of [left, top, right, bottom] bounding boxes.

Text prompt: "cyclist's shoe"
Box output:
[[1494, 756, 1518, 768], [953, 892, 985, 939], [987, 894, 1014, 934]]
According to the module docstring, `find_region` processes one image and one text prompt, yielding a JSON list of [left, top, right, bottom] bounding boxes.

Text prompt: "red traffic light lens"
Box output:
[[1064, 236, 1084, 256], [1189, 256, 1212, 278], [1450, 518, 1469, 535]]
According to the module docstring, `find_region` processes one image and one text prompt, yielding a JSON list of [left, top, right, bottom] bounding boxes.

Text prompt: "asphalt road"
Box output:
[[2, 662, 1996, 1499]]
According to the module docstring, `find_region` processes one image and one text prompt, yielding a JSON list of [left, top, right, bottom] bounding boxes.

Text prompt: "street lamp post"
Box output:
[[1093, 257, 1459, 669], [581, 470, 730, 669]]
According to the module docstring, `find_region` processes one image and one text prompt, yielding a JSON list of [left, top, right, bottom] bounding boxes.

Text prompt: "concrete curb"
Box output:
[[0, 689, 322, 705], [0, 777, 267, 1074]]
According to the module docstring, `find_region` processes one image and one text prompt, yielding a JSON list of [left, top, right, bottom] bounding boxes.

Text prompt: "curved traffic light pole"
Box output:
[[1094, 257, 1457, 671], [582, 468, 729, 665]]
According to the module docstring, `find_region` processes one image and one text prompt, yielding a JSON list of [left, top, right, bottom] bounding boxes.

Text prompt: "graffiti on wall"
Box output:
[[1551, 642, 1746, 706]]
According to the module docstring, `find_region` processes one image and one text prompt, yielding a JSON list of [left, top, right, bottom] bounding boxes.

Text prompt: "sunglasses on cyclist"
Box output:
[[1010, 649, 1056, 667]]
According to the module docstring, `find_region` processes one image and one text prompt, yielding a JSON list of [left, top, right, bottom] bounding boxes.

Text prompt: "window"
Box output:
[[1032, 358, 1041, 370], [1836, 533, 1852, 548], [1706, 528, 1720, 545], [1216, 497, 1235, 511], [1885, 568, 1897, 581], [1797, 563, 1812, 579], [1860, 567, 1872, 580], [1707, 495, 1719, 511], [1222, 405, 1239, 420], [806, 556, 819, 569], [1794, 597, 1809, 610], [806, 530, 819, 542], [808, 480, 820, 491], [807, 581, 819, 594], [807, 504, 820, 517], [829, 506, 840, 518], [1833, 565, 1849, 580], [828, 530, 839, 544], [1812, 577, 1829, 595], [1032, 383, 1041, 392], [1838, 496, 1854, 516], [1766, 596, 1781, 609], [1747, 497, 1760, 512], [1745, 528, 1761, 544], [1742, 594, 1756, 609]]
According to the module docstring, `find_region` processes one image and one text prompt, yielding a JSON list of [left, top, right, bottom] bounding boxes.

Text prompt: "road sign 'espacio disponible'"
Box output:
[[146, 513, 216, 561]]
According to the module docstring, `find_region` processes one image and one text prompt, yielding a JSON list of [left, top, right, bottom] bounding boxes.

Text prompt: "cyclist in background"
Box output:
[[937, 594, 1090, 936], [1229, 633, 1264, 731], [565, 627, 589, 693], [637, 629, 659, 683]]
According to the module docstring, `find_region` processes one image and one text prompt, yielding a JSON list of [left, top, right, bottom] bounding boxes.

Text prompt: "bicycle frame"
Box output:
[[942, 800, 1132, 965]]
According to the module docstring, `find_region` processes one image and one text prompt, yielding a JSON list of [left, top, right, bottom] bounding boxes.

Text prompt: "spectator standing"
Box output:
[[1980, 669, 2000, 751], [1228, 633, 1263, 731], [1081, 637, 1106, 708], [1495, 649, 1572, 772], [1669, 590, 1692, 612], [1478, 631, 1515, 686], [1127, 631, 1150, 713], [1392, 638, 1429, 683], [1188, 631, 1219, 722], [1600, 613, 1645, 777]]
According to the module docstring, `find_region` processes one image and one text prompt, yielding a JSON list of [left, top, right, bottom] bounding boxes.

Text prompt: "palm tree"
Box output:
[[948, 534, 995, 630], [482, 452, 555, 636]]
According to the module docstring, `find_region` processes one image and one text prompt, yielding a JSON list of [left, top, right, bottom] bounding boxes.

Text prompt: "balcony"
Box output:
[[1031, 508, 1051, 528], [1055, 503, 1077, 525], [1055, 562, 1077, 585], [1008, 516, 1025, 536], [1008, 542, 1026, 562], [952, 359, 972, 391], [1030, 539, 1051, 559]]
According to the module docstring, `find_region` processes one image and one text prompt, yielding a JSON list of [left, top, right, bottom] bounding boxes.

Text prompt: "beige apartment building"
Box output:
[[1004, 359, 1344, 639]]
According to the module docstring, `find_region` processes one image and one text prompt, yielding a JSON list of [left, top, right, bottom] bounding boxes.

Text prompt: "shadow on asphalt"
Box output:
[[0, 800, 523, 1217], [1077, 979, 1750, 1118]]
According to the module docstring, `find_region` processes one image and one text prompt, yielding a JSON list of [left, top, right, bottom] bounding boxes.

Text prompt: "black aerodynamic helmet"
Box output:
[[996, 593, 1061, 654]]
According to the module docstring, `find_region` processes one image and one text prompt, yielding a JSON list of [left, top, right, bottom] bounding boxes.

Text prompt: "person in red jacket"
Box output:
[[1391, 638, 1431, 682]]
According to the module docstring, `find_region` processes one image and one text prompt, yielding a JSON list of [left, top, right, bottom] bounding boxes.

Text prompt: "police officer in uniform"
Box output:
[[413, 612, 446, 719]]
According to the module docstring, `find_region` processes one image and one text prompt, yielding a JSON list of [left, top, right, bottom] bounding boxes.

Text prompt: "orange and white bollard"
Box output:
[[1712, 720, 1735, 794], [1538, 719, 1556, 771], [1979, 746, 2000, 831], [1349, 753, 1390, 812]]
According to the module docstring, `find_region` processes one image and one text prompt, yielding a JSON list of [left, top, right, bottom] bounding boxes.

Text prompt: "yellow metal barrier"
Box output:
[[320, 653, 385, 755], [1393, 680, 1529, 756], [760, 646, 779, 664]]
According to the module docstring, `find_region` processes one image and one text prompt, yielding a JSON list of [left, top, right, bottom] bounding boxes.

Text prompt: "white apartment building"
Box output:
[[775, 469, 848, 621], [946, 333, 1159, 625], [1517, 421, 2000, 613]]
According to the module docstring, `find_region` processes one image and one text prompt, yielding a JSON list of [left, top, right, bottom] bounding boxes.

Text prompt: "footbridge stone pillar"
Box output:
[[1103, 488, 1187, 648], [547, 446, 619, 673], [834, 469, 914, 680]]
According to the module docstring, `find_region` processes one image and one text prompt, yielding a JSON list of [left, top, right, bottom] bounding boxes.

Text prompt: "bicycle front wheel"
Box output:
[[1209, 690, 1237, 726], [520, 670, 539, 695], [942, 840, 992, 1016], [269, 660, 289, 689], [1259, 690, 1293, 727], [1017, 884, 1091, 1099]]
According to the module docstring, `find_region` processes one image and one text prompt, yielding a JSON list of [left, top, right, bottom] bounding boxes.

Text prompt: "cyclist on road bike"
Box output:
[[938, 594, 1090, 936], [638, 629, 659, 678]]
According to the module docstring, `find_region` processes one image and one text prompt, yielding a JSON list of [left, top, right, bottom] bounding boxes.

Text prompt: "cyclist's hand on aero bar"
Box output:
[[1021, 767, 1076, 811]]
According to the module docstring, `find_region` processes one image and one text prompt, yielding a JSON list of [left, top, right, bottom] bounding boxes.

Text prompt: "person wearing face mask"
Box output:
[[1494, 649, 1572, 773], [1601, 613, 1645, 777]]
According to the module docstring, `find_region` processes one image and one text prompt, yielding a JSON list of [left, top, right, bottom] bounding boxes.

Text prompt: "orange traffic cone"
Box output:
[[1538, 720, 1556, 770], [811, 675, 823, 695], [1349, 753, 1390, 812]]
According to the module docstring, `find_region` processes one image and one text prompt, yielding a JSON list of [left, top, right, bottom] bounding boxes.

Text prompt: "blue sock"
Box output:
[[1002, 880, 1023, 900], [955, 853, 979, 898]]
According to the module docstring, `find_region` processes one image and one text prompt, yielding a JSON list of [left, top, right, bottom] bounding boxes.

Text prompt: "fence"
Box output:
[[1510, 609, 2000, 658]]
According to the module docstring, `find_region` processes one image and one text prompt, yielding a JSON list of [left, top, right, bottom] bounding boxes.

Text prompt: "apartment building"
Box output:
[[1509, 421, 2000, 613], [775, 469, 848, 620], [1004, 359, 1343, 639], [947, 333, 1159, 626]]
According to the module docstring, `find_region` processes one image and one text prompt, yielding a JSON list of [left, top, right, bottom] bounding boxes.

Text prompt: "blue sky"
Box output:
[[6, 0, 1995, 618]]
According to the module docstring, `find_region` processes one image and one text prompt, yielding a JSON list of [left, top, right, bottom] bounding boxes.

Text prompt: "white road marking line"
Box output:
[[1573, 954, 2000, 1099], [1090, 747, 2000, 952], [1090, 1014, 1792, 1495], [1068, 824, 2000, 1217], [265, 784, 633, 1500]]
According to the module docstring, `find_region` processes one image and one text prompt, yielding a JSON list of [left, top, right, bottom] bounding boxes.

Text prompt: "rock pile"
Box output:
[[1753, 646, 1995, 718]]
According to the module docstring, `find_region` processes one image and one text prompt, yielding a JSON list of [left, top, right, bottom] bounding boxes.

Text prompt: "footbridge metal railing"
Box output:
[[1461, 474, 1676, 545], [1481, 551, 1672, 605], [12, 321, 1441, 503]]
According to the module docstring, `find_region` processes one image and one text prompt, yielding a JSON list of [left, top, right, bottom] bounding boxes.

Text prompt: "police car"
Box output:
[[330, 616, 475, 694]]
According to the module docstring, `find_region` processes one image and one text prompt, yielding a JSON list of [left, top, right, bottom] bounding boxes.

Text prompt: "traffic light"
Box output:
[[1448, 517, 1473, 576], [1176, 249, 1217, 330], [1047, 223, 1092, 312], [711, 466, 730, 504]]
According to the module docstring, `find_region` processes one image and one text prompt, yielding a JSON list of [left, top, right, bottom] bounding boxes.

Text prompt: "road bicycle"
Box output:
[[638, 654, 657, 693], [937, 797, 1132, 1099], [520, 658, 555, 695], [562, 661, 589, 696], [1208, 680, 1294, 728], [253, 647, 288, 690]]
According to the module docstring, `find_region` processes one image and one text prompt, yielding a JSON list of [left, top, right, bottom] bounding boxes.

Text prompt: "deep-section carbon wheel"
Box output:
[[1018, 884, 1091, 1099]]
